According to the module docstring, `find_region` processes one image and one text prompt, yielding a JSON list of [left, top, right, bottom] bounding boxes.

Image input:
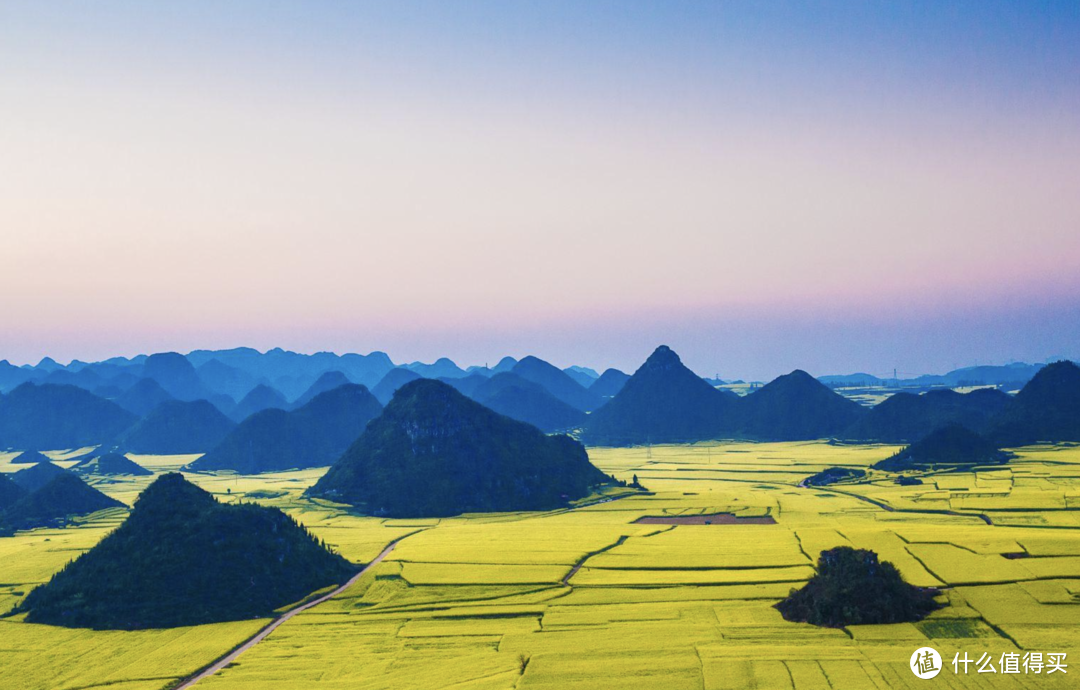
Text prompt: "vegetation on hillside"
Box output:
[[777, 547, 939, 627], [309, 379, 610, 517], [14, 473, 355, 629]]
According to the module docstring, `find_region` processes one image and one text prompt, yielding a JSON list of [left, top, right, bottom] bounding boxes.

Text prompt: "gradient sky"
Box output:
[[1, 1, 1079, 380]]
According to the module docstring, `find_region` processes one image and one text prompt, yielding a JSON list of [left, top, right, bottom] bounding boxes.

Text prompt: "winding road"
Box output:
[[174, 541, 398, 689]]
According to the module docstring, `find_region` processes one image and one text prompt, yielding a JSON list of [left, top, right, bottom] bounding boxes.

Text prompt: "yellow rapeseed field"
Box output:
[[3, 441, 1080, 688]]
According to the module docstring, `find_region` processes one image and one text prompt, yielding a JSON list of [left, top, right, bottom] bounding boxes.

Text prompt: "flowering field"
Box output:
[[3, 441, 1080, 688]]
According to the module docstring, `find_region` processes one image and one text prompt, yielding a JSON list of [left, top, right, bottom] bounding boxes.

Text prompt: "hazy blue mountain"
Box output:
[[0, 383, 137, 450], [439, 374, 489, 398], [292, 371, 350, 408], [34, 357, 63, 373], [113, 378, 175, 417], [582, 346, 735, 446], [196, 359, 259, 401], [230, 384, 288, 422], [15, 473, 353, 629], [372, 368, 424, 406], [472, 373, 586, 433], [309, 379, 609, 517], [406, 358, 467, 379], [491, 356, 518, 374], [590, 368, 630, 398], [818, 373, 886, 387], [0, 360, 33, 393], [511, 356, 602, 412], [909, 362, 1045, 388], [140, 352, 206, 401], [189, 384, 383, 474], [563, 367, 599, 388], [843, 388, 1012, 443], [734, 370, 866, 441], [465, 365, 494, 377], [988, 361, 1080, 446], [119, 399, 236, 454], [185, 347, 393, 390]]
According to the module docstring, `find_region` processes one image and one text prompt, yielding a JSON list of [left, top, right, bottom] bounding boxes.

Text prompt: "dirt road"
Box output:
[[174, 541, 398, 689]]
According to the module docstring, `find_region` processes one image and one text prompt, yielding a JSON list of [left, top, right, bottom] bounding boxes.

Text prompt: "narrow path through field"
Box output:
[[173, 541, 398, 689]]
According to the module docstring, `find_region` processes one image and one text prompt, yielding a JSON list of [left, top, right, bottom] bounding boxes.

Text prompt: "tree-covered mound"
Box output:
[[189, 384, 382, 474], [804, 467, 866, 487], [843, 388, 1011, 443], [735, 370, 866, 441], [12, 461, 69, 494], [581, 346, 735, 446], [74, 452, 151, 477], [471, 373, 586, 433], [118, 399, 236, 454], [875, 424, 1008, 472], [14, 473, 355, 629], [988, 360, 1080, 446], [2, 473, 124, 533], [0, 383, 136, 450], [309, 379, 610, 517], [777, 547, 939, 627]]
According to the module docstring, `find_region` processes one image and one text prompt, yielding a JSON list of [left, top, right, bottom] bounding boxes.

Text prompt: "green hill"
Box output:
[[2, 473, 124, 533], [988, 360, 1080, 446], [777, 547, 938, 627], [118, 399, 236, 454], [735, 370, 866, 440], [581, 346, 735, 446], [875, 424, 1008, 471], [189, 384, 382, 474], [14, 473, 354, 629], [309, 379, 610, 517], [843, 388, 1011, 443]]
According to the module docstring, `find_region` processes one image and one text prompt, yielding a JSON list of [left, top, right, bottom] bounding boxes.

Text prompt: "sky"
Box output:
[[1, 1, 1078, 380]]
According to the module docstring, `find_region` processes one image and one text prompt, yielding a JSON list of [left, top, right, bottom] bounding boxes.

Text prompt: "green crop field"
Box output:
[[3, 441, 1080, 688]]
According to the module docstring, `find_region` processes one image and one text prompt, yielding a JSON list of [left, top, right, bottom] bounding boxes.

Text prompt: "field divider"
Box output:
[[171, 536, 408, 689]]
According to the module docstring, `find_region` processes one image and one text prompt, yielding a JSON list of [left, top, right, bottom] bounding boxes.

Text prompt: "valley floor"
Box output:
[[3, 441, 1080, 689]]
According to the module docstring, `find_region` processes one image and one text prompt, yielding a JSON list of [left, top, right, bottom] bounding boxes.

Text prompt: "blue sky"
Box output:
[[0, 2, 1078, 378]]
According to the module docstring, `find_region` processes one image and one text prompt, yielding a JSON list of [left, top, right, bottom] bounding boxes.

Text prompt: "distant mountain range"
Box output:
[[1, 346, 1078, 456]]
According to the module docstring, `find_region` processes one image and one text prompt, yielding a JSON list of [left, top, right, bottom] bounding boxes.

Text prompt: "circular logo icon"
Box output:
[[910, 647, 942, 679]]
